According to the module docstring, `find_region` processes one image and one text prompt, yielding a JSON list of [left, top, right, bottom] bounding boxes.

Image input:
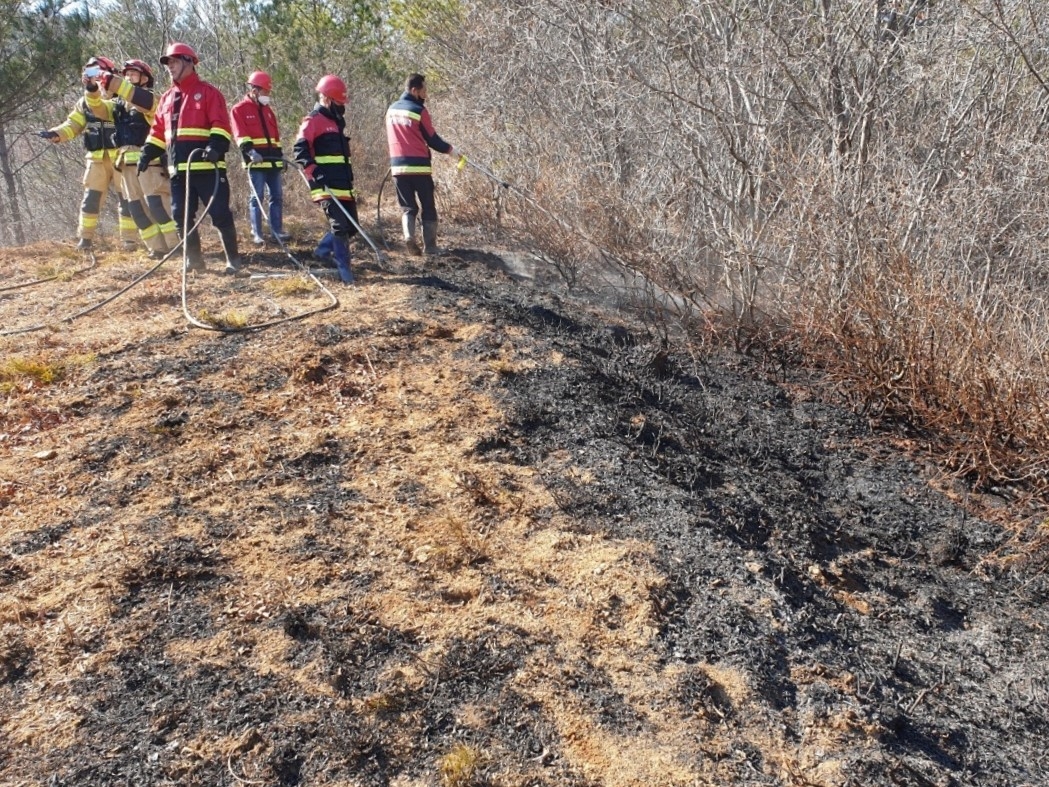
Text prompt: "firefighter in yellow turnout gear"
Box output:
[[87, 59, 176, 258], [42, 57, 137, 251]]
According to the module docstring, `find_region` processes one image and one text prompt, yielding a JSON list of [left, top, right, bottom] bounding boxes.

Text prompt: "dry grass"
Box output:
[[262, 275, 316, 297], [196, 308, 249, 330], [0, 352, 94, 389], [1, 356, 65, 386], [438, 743, 484, 787], [0, 242, 735, 785]]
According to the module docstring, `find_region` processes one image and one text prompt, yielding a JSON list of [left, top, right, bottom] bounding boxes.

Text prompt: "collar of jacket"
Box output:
[[173, 70, 202, 91], [315, 102, 345, 126], [400, 91, 424, 107]]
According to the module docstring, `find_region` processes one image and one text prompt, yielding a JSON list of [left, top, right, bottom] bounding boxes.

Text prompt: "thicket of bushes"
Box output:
[[427, 2, 1049, 526]]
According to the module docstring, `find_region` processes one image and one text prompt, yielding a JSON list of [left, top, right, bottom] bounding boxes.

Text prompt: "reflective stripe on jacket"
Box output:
[[142, 70, 232, 175], [385, 92, 451, 176], [51, 95, 117, 158], [293, 104, 355, 202], [85, 76, 157, 162], [231, 96, 284, 169]]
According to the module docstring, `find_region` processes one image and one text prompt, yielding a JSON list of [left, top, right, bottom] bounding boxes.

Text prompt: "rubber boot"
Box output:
[[183, 231, 205, 272], [142, 227, 167, 260], [119, 198, 137, 249], [422, 220, 441, 256], [332, 235, 354, 284], [402, 214, 421, 255], [271, 196, 290, 242], [249, 195, 264, 244], [217, 224, 246, 276], [314, 232, 335, 264], [161, 227, 181, 254]]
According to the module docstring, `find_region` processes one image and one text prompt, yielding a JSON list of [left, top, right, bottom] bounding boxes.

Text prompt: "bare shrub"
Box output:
[[412, 1, 1049, 501]]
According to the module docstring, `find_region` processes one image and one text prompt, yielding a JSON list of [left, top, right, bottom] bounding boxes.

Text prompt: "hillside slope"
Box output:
[[1, 232, 1047, 786]]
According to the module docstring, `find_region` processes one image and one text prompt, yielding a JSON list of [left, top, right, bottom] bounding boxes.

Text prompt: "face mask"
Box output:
[[258, 95, 271, 106]]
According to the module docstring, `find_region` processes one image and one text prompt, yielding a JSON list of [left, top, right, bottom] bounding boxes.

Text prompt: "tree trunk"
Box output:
[[0, 121, 26, 245]]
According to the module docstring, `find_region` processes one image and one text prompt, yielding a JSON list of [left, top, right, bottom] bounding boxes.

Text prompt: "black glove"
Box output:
[[38, 130, 59, 140], [311, 169, 325, 186], [138, 146, 159, 172], [202, 146, 222, 163]]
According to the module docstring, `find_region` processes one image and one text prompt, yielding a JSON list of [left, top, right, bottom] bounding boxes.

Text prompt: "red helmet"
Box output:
[[160, 42, 198, 65], [122, 59, 153, 82], [86, 56, 117, 72], [247, 71, 272, 91], [315, 75, 347, 105]]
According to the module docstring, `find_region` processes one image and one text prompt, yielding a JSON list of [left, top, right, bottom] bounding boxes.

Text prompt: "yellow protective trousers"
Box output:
[[138, 164, 179, 252], [113, 151, 167, 254], [79, 153, 136, 244]]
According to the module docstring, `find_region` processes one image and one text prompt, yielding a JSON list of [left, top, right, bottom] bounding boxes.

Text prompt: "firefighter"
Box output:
[[41, 56, 137, 251], [385, 72, 464, 255], [102, 60, 180, 254], [85, 58, 173, 258], [293, 75, 357, 284], [137, 42, 243, 274], [231, 70, 290, 245]]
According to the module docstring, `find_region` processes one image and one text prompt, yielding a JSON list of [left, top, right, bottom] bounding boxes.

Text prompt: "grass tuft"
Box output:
[[2, 356, 65, 386], [438, 743, 484, 787], [263, 276, 315, 297], [197, 309, 249, 329]]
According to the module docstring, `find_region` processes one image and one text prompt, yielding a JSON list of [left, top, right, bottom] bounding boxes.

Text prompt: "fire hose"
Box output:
[[289, 161, 386, 281], [181, 153, 338, 333]]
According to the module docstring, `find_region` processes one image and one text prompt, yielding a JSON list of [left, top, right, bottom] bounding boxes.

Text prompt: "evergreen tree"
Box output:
[[0, 0, 89, 244]]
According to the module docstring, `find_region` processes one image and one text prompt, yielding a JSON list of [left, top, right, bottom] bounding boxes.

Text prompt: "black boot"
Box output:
[[183, 231, 205, 271], [217, 224, 245, 275]]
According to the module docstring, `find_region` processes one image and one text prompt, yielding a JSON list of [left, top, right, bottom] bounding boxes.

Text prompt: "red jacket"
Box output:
[[293, 104, 354, 202], [230, 95, 284, 169], [142, 70, 232, 175], [385, 92, 452, 176]]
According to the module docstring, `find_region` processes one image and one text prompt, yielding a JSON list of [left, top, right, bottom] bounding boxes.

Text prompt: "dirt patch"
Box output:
[[1, 231, 1047, 786]]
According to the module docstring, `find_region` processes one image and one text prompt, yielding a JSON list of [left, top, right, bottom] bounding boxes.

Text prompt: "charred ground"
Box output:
[[0, 230, 1047, 786]]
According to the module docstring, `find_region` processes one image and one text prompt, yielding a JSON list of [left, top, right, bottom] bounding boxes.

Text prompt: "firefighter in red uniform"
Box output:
[[41, 56, 137, 251], [231, 71, 290, 245], [293, 75, 357, 284], [85, 58, 172, 259], [137, 42, 243, 274], [385, 72, 464, 255]]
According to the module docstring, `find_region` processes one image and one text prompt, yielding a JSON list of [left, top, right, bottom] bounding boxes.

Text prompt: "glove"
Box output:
[[38, 130, 59, 141], [138, 145, 159, 172], [202, 146, 222, 163], [310, 169, 326, 186], [248, 149, 263, 164], [457, 154, 467, 171]]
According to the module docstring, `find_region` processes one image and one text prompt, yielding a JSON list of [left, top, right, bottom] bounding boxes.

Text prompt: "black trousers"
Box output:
[[394, 174, 437, 222], [170, 169, 235, 236], [321, 197, 359, 238]]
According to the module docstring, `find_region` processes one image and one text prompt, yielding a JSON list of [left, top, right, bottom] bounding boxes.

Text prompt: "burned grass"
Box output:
[[0, 234, 1047, 785]]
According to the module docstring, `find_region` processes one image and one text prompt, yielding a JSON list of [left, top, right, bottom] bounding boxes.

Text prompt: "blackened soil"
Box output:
[[0, 237, 1047, 786]]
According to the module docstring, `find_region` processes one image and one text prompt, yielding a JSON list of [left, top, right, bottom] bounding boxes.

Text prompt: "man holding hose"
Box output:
[[138, 42, 243, 275]]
